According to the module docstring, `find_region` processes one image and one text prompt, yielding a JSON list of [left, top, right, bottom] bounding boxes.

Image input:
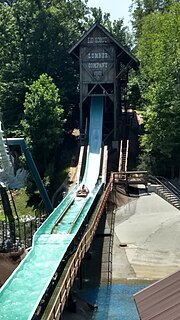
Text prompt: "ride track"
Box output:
[[0, 96, 106, 320]]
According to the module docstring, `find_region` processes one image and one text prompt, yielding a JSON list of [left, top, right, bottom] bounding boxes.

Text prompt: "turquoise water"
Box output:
[[0, 233, 74, 320], [80, 284, 147, 320], [0, 96, 104, 319], [35, 186, 77, 236], [0, 183, 103, 320], [84, 96, 104, 192]]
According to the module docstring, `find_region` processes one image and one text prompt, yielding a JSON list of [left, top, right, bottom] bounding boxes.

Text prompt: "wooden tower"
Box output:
[[69, 22, 139, 147]]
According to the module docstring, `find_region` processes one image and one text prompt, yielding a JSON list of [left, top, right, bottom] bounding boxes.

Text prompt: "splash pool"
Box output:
[[79, 284, 147, 320]]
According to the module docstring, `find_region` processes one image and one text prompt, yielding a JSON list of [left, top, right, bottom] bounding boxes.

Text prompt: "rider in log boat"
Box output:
[[76, 184, 89, 197]]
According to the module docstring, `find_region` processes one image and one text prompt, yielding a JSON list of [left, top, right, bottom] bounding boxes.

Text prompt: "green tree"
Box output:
[[137, 3, 180, 176], [0, 0, 15, 5], [0, 0, 87, 133], [21, 74, 66, 180], [0, 3, 24, 131], [85, 6, 132, 47], [130, 0, 179, 40], [0, 0, 133, 136]]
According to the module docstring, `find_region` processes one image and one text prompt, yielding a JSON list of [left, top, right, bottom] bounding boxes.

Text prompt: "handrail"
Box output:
[[149, 175, 180, 200], [124, 140, 129, 172], [118, 139, 129, 173], [113, 171, 148, 182], [76, 146, 84, 184], [118, 140, 123, 172], [102, 145, 108, 184], [157, 176, 180, 198], [41, 178, 113, 320]]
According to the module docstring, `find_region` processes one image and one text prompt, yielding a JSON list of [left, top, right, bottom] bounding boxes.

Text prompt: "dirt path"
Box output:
[[0, 250, 25, 287]]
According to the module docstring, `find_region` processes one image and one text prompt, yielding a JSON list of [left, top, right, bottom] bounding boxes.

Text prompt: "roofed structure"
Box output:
[[69, 22, 139, 144], [134, 269, 180, 320], [69, 22, 139, 70]]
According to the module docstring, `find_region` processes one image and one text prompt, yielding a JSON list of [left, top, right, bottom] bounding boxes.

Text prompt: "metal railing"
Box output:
[[118, 140, 129, 173], [113, 171, 148, 184], [118, 140, 123, 172], [107, 184, 116, 285], [156, 176, 180, 198], [149, 175, 180, 209], [0, 217, 45, 250], [124, 140, 129, 172]]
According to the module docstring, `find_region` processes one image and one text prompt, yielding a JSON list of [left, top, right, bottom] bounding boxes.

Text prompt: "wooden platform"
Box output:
[[113, 171, 148, 189]]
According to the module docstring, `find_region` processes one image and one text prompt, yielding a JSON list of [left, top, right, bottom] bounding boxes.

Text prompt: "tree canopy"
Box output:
[[0, 0, 130, 133], [21, 73, 65, 177], [130, 0, 179, 40], [2, 0, 179, 188], [0, 0, 89, 131], [0, 0, 131, 195], [134, 1, 180, 176]]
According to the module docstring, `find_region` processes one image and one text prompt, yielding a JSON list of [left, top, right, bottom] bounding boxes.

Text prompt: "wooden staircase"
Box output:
[[118, 139, 129, 173]]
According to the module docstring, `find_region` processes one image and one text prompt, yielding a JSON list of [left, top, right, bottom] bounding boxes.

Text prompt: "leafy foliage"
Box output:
[[0, 0, 87, 133], [136, 2, 180, 176], [85, 6, 132, 47], [0, 0, 139, 200], [130, 0, 179, 40], [21, 74, 65, 178], [0, 0, 130, 132]]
